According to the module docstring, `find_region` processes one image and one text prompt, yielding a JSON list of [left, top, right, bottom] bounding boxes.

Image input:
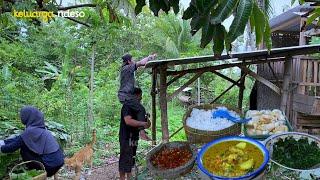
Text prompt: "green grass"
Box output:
[[83, 100, 187, 165]]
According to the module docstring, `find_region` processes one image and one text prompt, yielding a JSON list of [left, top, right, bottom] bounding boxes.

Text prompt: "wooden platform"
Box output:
[[293, 94, 320, 115], [296, 112, 320, 135]]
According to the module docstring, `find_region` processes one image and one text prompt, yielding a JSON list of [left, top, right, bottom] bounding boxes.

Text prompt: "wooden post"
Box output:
[[159, 65, 169, 143], [298, 17, 307, 94], [280, 57, 292, 114], [151, 68, 157, 145], [238, 69, 246, 112]]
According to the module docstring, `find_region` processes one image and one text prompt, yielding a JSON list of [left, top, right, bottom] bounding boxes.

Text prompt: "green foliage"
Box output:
[[226, 0, 253, 48], [213, 24, 226, 55], [135, 0, 146, 15], [149, 0, 179, 16], [11, 169, 45, 180], [46, 121, 70, 147], [181, 0, 271, 55], [0, 153, 21, 179], [200, 21, 215, 48], [1, 0, 272, 55], [251, 2, 265, 46], [263, 17, 272, 50], [0, 121, 23, 140], [0, 4, 255, 173], [210, 0, 238, 25], [307, 8, 320, 25], [273, 136, 320, 169], [292, 0, 320, 28]]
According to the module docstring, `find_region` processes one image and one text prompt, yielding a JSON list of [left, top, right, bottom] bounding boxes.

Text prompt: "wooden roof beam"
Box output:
[[146, 45, 320, 68], [167, 57, 286, 76]]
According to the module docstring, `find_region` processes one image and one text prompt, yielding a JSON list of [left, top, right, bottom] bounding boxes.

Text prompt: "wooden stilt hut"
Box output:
[[256, 4, 320, 135], [146, 45, 320, 143]]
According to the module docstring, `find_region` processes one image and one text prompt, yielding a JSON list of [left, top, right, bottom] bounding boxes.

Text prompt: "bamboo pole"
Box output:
[[169, 126, 184, 140], [280, 57, 292, 114], [197, 63, 201, 105], [299, 17, 307, 94], [238, 69, 246, 112], [241, 66, 281, 95], [167, 72, 187, 86], [211, 70, 240, 87], [159, 65, 169, 143], [167, 71, 205, 102], [267, 62, 281, 87], [151, 67, 157, 145]]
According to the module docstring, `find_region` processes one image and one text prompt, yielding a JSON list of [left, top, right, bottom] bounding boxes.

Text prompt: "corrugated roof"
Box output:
[[270, 4, 314, 32]]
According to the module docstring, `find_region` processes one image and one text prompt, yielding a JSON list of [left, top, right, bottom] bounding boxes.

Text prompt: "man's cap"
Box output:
[[133, 87, 142, 95], [122, 54, 132, 62]]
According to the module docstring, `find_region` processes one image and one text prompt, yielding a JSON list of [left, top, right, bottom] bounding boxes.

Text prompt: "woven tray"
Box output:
[[10, 160, 47, 180], [146, 141, 197, 179], [183, 104, 242, 144]]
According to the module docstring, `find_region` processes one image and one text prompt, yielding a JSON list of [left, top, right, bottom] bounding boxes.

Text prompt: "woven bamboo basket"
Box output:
[[10, 160, 47, 180], [146, 141, 197, 179], [183, 104, 241, 144]]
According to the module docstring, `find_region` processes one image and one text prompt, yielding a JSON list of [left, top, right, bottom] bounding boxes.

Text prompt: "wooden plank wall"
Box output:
[[257, 56, 320, 132], [294, 56, 320, 133], [297, 56, 320, 96]]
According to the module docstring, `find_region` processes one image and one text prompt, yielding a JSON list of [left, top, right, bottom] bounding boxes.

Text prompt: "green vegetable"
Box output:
[[272, 136, 320, 169], [11, 169, 44, 180]]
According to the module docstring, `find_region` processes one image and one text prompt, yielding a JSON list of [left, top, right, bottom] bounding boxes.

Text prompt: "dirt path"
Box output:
[[85, 161, 119, 180], [58, 156, 202, 180], [54, 156, 120, 180]]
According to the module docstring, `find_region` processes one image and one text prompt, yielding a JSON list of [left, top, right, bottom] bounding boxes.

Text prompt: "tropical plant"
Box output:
[[180, 0, 272, 55], [1, 0, 272, 56]]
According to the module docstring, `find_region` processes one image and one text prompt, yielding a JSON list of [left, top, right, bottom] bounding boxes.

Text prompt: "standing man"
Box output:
[[119, 87, 150, 180], [118, 53, 156, 140]]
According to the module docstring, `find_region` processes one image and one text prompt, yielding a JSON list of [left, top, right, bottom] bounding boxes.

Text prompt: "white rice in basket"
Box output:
[[186, 106, 239, 131]]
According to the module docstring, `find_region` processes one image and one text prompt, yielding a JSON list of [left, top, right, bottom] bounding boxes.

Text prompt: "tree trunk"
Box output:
[[88, 44, 95, 129]]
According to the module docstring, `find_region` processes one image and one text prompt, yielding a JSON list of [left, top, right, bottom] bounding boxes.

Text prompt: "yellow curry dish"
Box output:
[[202, 141, 264, 177]]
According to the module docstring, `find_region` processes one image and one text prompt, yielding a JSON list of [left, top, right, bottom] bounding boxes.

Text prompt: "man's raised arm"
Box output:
[[136, 53, 157, 68]]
